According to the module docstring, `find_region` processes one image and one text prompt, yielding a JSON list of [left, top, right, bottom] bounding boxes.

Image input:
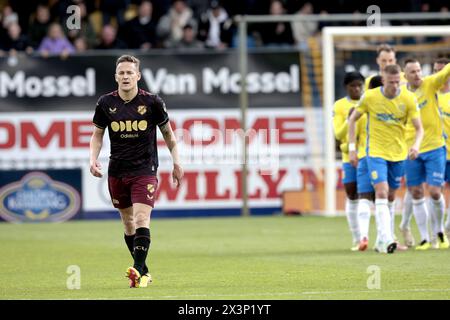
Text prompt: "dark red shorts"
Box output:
[[107, 175, 158, 209]]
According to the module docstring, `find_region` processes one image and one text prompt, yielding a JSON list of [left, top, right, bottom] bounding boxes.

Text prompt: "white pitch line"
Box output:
[[89, 288, 450, 300]]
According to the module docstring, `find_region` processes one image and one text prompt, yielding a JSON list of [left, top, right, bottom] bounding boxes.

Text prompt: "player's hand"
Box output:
[[349, 151, 358, 168], [90, 160, 103, 178], [408, 146, 419, 160], [347, 107, 355, 119], [172, 164, 184, 187]]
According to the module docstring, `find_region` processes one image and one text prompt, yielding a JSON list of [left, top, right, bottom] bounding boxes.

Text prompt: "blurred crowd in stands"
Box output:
[[0, 0, 449, 57]]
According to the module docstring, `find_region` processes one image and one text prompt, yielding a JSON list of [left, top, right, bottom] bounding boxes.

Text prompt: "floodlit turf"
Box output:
[[0, 215, 449, 300]]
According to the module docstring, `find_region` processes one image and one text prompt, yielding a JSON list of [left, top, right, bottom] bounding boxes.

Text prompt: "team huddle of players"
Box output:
[[333, 44, 450, 254]]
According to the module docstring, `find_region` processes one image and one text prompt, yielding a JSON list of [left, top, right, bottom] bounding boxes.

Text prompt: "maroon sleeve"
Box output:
[[93, 96, 108, 129], [152, 95, 169, 127]]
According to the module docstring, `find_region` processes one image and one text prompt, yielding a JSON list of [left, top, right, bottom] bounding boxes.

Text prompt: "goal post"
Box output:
[[323, 25, 450, 217]]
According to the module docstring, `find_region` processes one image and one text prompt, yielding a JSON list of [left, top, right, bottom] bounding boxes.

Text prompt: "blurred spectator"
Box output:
[[120, 0, 157, 49], [2, 5, 19, 29], [73, 36, 88, 52], [0, 22, 33, 54], [258, 0, 294, 47], [197, 0, 230, 49], [156, 0, 196, 47], [290, 2, 318, 50], [96, 24, 128, 49], [99, 0, 130, 26], [38, 22, 76, 57], [63, 2, 97, 49], [187, 0, 209, 19], [168, 23, 204, 49], [28, 4, 52, 49], [8, 0, 41, 33]]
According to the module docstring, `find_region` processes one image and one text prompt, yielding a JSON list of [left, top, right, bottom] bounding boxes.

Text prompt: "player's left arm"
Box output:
[[430, 63, 450, 91], [159, 122, 183, 187]]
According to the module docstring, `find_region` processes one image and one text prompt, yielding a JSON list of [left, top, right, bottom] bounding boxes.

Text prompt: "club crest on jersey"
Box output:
[[398, 103, 406, 112], [109, 107, 117, 114], [137, 105, 147, 115]]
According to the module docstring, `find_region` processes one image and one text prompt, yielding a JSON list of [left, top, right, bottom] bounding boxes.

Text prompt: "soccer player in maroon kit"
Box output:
[[89, 55, 183, 288]]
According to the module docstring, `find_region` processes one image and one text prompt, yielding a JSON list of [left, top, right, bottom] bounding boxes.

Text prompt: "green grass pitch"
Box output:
[[0, 215, 449, 300]]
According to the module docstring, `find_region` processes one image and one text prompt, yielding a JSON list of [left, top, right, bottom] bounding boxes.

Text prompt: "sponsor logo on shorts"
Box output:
[[112, 198, 120, 204], [371, 170, 378, 180], [433, 172, 444, 178]]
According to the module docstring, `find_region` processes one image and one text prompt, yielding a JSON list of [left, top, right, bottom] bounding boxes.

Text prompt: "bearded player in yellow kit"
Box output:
[[432, 58, 450, 245], [402, 58, 450, 250]]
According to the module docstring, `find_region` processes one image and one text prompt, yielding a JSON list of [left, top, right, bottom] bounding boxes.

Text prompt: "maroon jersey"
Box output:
[[93, 89, 169, 178]]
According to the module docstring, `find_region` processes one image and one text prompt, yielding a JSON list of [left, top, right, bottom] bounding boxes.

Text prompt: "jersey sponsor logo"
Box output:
[[109, 107, 117, 114], [137, 105, 147, 115], [110, 120, 148, 132], [376, 113, 401, 123], [120, 133, 139, 138], [0, 172, 80, 222], [418, 100, 428, 109]]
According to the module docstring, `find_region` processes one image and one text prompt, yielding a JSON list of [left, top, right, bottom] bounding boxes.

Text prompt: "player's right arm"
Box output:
[[332, 100, 348, 141], [90, 98, 108, 178], [348, 109, 363, 167], [89, 126, 105, 178]]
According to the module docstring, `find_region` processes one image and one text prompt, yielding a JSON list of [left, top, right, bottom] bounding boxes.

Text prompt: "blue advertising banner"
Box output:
[[0, 169, 82, 222]]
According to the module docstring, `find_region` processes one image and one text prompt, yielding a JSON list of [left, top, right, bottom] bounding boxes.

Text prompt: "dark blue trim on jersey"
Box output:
[[82, 207, 281, 219], [380, 86, 401, 99]]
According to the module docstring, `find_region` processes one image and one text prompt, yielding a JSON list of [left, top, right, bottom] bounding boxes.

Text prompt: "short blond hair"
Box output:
[[384, 64, 401, 75], [116, 55, 140, 70]]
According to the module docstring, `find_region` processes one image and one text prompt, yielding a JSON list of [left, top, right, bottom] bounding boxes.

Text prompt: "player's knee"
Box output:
[[344, 183, 358, 200], [429, 187, 442, 200], [409, 186, 424, 199], [121, 217, 135, 234], [134, 210, 150, 228], [375, 191, 388, 199], [359, 192, 374, 201], [387, 191, 396, 202]]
